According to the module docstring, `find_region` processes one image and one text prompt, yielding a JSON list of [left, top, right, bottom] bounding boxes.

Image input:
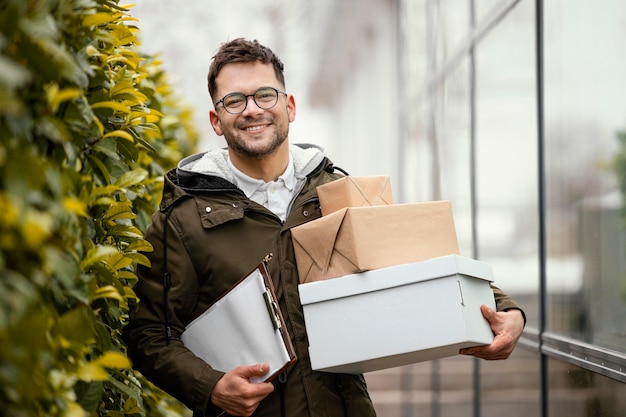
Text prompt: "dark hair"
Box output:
[[207, 38, 285, 102]]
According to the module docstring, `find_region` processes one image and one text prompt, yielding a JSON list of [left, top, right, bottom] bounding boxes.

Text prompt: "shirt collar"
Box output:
[[228, 152, 295, 198]]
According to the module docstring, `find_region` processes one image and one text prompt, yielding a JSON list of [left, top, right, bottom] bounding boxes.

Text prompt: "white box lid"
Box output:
[[299, 255, 493, 305]]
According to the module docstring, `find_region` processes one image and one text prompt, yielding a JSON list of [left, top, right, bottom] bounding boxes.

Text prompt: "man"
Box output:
[[124, 38, 525, 417]]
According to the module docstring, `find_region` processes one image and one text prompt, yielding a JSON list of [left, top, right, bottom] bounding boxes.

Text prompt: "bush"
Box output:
[[0, 0, 196, 415]]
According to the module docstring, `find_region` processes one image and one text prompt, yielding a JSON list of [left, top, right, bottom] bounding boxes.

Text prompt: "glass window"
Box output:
[[475, 0, 511, 24], [435, 58, 474, 255], [544, 0, 626, 353], [547, 357, 626, 417], [474, 0, 539, 327]]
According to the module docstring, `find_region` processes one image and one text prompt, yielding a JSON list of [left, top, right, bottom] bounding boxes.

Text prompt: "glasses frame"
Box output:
[[214, 86, 288, 115]]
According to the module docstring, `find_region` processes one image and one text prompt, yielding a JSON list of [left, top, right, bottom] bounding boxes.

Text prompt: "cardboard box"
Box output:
[[291, 201, 459, 283], [298, 255, 496, 374], [317, 176, 393, 215]]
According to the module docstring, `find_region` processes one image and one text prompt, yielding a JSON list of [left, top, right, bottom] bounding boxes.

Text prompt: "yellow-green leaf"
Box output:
[[127, 252, 151, 267], [127, 239, 153, 252], [93, 285, 123, 301], [91, 101, 131, 114], [22, 210, 54, 250], [62, 401, 86, 417], [82, 12, 116, 27], [80, 246, 118, 270], [103, 129, 134, 142], [46, 84, 83, 113], [95, 351, 131, 369], [116, 168, 147, 188], [63, 197, 88, 217], [92, 116, 104, 136], [77, 362, 108, 381], [106, 253, 133, 271], [105, 202, 135, 221]]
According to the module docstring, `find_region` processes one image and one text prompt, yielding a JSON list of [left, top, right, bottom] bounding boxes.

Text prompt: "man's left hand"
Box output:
[[459, 305, 524, 360]]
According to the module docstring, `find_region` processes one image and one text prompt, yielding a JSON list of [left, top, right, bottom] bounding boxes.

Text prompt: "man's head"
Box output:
[[207, 39, 296, 171], [207, 38, 286, 103]]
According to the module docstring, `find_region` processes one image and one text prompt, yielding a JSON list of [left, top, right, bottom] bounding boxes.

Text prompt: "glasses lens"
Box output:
[[254, 88, 278, 109], [223, 93, 247, 113]]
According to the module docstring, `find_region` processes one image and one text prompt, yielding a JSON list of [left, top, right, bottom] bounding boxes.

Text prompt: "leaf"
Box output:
[[126, 252, 151, 267], [46, 84, 83, 113], [90, 184, 121, 198], [82, 12, 117, 27], [105, 253, 133, 271], [105, 202, 136, 221], [55, 305, 95, 346], [96, 351, 131, 369], [86, 155, 112, 184], [77, 362, 108, 382], [62, 401, 87, 417], [104, 129, 135, 142], [110, 81, 135, 97], [74, 381, 104, 412], [126, 239, 153, 252], [115, 169, 147, 188], [106, 376, 141, 402], [63, 197, 89, 217], [93, 285, 124, 302], [108, 224, 143, 238], [22, 210, 55, 250], [90, 101, 131, 114], [80, 246, 119, 270]]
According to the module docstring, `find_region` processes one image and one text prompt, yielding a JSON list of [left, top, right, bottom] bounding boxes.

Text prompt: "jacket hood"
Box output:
[[178, 143, 327, 180], [159, 143, 329, 210]]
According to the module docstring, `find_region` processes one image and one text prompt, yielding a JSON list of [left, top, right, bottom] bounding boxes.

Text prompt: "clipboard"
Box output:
[[181, 258, 297, 383]]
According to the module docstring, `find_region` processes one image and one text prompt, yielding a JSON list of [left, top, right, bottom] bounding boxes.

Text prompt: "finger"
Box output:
[[236, 363, 270, 379], [480, 304, 497, 323], [460, 334, 513, 360]]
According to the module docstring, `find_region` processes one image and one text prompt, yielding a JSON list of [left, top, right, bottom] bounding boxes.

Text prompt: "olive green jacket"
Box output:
[[124, 144, 521, 417]]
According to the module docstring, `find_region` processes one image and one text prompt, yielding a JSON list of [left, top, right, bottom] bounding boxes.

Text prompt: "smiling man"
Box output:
[[123, 38, 525, 417]]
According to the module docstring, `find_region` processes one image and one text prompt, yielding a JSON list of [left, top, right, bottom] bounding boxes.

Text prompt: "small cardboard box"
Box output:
[[291, 201, 459, 283], [298, 255, 496, 374], [317, 176, 393, 215]]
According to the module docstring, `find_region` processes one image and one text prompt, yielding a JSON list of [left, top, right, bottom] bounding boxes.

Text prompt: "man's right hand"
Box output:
[[210, 364, 275, 417]]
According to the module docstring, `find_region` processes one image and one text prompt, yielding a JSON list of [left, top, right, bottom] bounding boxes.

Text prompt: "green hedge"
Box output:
[[0, 0, 196, 415]]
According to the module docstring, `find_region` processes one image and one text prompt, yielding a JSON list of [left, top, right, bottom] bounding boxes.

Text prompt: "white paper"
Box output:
[[181, 269, 291, 383]]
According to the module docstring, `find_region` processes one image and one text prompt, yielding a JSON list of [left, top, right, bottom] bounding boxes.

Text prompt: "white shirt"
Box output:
[[228, 154, 296, 222]]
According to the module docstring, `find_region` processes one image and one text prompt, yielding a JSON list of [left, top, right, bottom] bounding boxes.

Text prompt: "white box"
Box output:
[[298, 255, 496, 374]]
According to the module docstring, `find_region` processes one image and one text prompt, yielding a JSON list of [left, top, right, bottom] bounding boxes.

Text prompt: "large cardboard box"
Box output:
[[317, 176, 393, 215], [291, 201, 459, 283], [298, 255, 496, 374]]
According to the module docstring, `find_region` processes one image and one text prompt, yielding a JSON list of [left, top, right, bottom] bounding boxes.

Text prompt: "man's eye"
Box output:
[[225, 96, 245, 107], [256, 92, 276, 102]]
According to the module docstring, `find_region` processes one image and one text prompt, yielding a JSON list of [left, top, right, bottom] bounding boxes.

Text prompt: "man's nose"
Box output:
[[241, 95, 263, 115]]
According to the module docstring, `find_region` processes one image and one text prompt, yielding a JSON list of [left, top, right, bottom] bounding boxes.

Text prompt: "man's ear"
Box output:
[[209, 110, 223, 136], [287, 94, 296, 123]]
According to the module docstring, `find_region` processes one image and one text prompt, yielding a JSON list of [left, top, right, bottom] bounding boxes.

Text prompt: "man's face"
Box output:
[[209, 62, 296, 159]]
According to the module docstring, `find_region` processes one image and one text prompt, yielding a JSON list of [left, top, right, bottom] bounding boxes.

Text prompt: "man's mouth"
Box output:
[[242, 123, 270, 132]]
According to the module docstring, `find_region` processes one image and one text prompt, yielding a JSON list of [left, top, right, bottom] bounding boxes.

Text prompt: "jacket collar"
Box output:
[[159, 143, 328, 210]]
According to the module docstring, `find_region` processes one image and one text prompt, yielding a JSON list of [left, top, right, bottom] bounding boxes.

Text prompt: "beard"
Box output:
[[224, 116, 289, 160]]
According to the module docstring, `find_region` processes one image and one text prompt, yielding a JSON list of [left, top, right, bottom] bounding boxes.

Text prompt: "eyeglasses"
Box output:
[[214, 87, 287, 115]]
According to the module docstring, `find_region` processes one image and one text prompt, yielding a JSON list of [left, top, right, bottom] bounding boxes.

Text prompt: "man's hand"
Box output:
[[459, 305, 524, 360], [210, 364, 275, 417]]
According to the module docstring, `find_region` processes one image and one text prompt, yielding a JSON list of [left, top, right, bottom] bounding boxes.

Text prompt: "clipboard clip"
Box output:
[[263, 288, 282, 330]]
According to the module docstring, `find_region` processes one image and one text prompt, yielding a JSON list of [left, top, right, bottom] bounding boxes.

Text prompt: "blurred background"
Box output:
[[131, 1, 626, 416]]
